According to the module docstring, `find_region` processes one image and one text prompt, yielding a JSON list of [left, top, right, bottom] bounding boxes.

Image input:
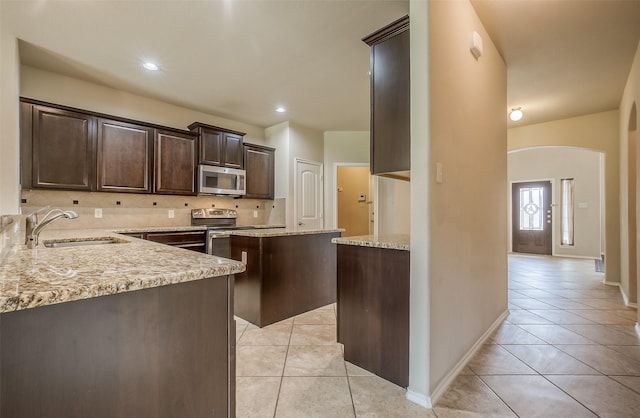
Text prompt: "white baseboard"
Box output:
[[423, 309, 509, 407], [405, 389, 432, 409], [608, 281, 639, 309]]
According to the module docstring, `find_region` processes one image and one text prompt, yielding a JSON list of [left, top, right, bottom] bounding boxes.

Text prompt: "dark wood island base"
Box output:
[[1, 276, 235, 418], [231, 230, 341, 327], [335, 237, 410, 388]]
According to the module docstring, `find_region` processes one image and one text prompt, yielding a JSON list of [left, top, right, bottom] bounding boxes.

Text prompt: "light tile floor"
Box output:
[[235, 254, 640, 417]]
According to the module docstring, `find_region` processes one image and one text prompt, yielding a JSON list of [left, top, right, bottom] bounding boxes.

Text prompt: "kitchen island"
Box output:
[[230, 228, 342, 327], [0, 225, 245, 418], [333, 234, 410, 388]]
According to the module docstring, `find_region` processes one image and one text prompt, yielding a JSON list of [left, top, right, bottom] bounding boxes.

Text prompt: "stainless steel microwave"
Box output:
[[198, 165, 246, 196]]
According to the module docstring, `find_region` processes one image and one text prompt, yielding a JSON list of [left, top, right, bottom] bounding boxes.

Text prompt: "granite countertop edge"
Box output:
[[0, 228, 246, 314], [229, 228, 344, 238], [331, 234, 410, 251]]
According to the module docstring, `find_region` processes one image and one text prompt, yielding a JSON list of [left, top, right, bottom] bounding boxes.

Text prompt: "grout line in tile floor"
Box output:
[[236, 254, 640, 417]]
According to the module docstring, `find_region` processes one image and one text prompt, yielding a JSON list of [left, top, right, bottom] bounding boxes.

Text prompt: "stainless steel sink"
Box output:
[[43, 237, 128, 248]]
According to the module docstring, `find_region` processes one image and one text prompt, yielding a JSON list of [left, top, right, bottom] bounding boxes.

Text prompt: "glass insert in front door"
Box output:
[[519, 186, 544, 231]]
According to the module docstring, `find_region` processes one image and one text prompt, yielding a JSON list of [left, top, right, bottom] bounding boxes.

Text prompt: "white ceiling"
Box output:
[[471, 0, 640, 126], [8, 0, 640, 131], [11, 0, 409, 132]]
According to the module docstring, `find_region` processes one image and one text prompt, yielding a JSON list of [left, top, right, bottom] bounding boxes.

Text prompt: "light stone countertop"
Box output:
[[113, 224, 285, 234], [332, 234, 410, 251], [229, 228, 343, 238], [0, 228, 246, 313]]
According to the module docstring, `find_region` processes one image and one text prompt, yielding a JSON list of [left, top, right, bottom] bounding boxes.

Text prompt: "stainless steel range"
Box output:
[[191, 208, 253, 258]]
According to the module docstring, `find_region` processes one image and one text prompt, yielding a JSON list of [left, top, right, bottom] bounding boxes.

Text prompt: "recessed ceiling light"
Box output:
[[142, 62, 159, 71], [509, 107, 523, 122], [275, 107, 287, 113]]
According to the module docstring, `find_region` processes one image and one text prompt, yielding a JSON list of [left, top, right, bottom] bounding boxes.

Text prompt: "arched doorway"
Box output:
[[508, 146, 604, 260]]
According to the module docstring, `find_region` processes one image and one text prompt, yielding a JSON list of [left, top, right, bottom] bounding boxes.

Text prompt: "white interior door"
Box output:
[[295, 159, 323, 230]]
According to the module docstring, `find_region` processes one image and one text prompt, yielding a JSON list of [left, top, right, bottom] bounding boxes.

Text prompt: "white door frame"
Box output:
[[294, 158, 323, 229]]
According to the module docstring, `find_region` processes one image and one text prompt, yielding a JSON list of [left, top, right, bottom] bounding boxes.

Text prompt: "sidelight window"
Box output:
[[561, 178, 575, 246], [519, 186, 544, 231]]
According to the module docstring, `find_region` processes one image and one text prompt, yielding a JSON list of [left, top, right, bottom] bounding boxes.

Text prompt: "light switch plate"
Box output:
[[253, 210, 258, 218], [94, 208, 102, 218], [436, 162, 443, 184], [168, 209, 175, 218]]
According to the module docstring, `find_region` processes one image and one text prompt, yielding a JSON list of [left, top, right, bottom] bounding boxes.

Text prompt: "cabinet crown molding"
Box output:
[[362, 15, 409, 46], [187, 122, 246, 137]]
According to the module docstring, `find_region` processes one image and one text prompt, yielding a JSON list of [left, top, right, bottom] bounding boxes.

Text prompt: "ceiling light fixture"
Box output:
[[275, 107, 287, 113], [509, 107, 523, 122], [142, 62, 159, 71]]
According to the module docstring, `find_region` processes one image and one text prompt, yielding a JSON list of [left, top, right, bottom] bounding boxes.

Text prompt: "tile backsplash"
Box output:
[[21, 190, 285, 230]]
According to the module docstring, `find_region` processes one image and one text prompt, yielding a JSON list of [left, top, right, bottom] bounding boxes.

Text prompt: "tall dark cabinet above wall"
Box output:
[[363, 15, 410, 180], [188, 122, 245, 169]]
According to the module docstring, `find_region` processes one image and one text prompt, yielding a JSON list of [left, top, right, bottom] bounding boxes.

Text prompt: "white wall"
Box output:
[[619, 40, 640, 310], [265, 121, 323, 229], [377, 177, 410, 235], [265, 122, 290, 193], [508, 147, 603, 258], [0, 8, 21, 215], [408, 0, 430, 406], [323, 131, 369, 229], [424, 0, 507, 404], [21, 66, 266, 144]]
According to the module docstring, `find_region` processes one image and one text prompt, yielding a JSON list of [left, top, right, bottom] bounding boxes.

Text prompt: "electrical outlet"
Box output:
[[94, 208, 103, 218], [241, 251, 247, 264], [168, 209, 175, 219], [253, 210, 258, 218]]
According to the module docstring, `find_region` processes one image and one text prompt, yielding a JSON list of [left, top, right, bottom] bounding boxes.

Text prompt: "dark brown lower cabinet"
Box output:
[[146, 230, 206, 253], [1, 276, 235, 418], [336, 244, 409, 388], [231, 232, 340, 327]]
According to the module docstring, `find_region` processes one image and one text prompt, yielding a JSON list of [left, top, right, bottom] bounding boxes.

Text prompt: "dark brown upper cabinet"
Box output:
[[188, 122, 245, 169], [96, 118, 153, 193], [20, 98, 200, 196], [244, 143, 275, 200], [29, 104, 97, 191], [154, 130, 197, 195], [363, 15, 410, 180]]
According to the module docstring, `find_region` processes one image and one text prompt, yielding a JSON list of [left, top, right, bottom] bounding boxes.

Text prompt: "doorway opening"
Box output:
[[336, 165, 373, 237]]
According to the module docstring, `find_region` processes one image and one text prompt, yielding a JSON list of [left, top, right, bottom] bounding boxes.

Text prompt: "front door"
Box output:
[[512, 181, 552, 255], [295, 159, 323, 230]]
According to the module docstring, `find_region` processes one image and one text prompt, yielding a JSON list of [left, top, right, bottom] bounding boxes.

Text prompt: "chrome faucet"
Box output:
[[24, 205, 51, 241], [25, 208, 79, 249]]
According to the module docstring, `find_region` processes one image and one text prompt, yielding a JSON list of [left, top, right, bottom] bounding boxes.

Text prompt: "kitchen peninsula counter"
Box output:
[[231, 228, 342, 327], [112, 223, 285, 235], [0, 227, 243, 417], [332, 233, 410, 251], [0, 228, 245, 313], [334, 233, 410, 388], [230, 227, 342, 238]]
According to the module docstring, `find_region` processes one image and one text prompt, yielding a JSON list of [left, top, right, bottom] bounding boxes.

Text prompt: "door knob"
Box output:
[[298, 221, 304, 226]]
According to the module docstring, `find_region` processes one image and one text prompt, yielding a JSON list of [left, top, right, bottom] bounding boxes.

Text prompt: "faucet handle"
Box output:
[[25, 205, 51, 223]]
